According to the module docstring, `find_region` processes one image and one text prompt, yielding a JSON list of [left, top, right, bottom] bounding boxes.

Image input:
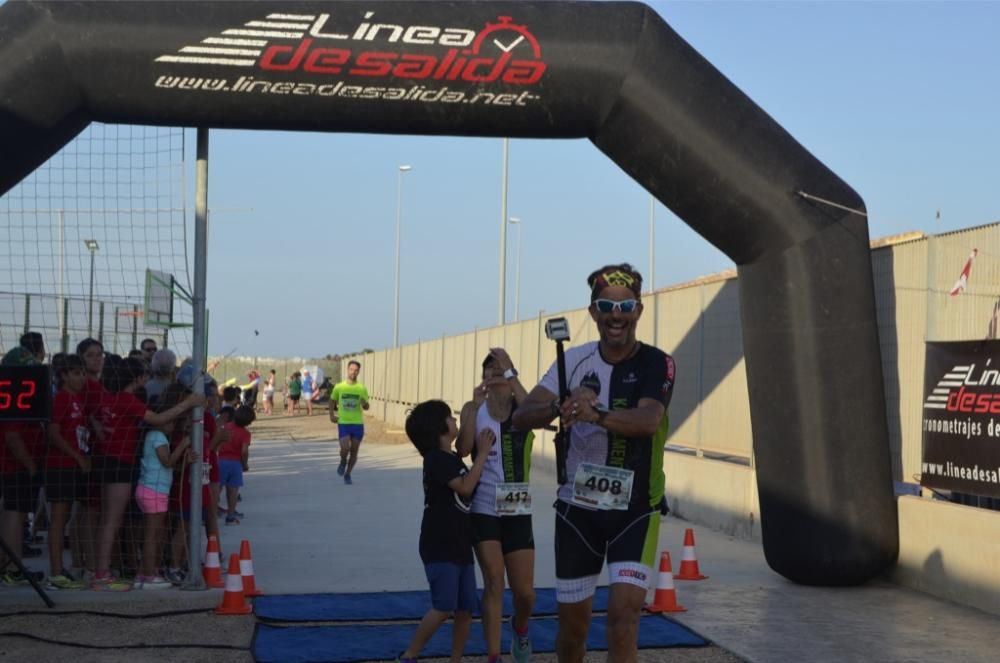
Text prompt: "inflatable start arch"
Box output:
[[0, 1, 898, 585]]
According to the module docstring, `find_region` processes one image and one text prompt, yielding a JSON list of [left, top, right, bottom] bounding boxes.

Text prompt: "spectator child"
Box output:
[[74, 338, 106, 579], [44, 353, 92, 589], [91, 356, 201, 590], [164, 375, 227, 583], [218, 406, 254, 525], [397, 400, 495, 663], [222, 386, 240, 411], [135, 386, 193, 589]]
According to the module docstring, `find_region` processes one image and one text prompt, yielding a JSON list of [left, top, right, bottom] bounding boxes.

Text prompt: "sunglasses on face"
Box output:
[[593, 298, 639, 314]]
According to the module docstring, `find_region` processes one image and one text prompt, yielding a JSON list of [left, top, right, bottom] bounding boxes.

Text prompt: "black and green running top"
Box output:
[[470, 402, 535, 516], [540, 341, 675, 510]]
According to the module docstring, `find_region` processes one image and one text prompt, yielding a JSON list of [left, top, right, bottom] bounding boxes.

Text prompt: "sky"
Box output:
[[195, 1, 1000, 359]]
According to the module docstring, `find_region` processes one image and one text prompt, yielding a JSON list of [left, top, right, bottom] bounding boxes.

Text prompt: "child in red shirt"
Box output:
[[44, 354, 92, 589], [217, 406, 253, 525]]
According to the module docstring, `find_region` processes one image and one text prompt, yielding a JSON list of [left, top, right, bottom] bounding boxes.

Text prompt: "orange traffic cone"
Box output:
[[675, 528, 708, 581], [203, 535, 225, 588], [645, 551, 686, 613], [215, 553, 252, 615], [239, 539, 263, 597]]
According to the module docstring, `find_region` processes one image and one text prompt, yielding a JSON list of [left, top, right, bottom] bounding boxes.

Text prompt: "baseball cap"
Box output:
[[176, 364, 217, 396]]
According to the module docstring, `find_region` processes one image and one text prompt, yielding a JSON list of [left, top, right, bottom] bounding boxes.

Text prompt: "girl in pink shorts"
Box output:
[[135, 387, 194, 589]]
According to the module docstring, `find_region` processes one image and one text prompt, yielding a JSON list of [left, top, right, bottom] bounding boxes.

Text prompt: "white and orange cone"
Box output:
[[675, 528, 708, 581], [239, 539, 263, 597], [645, 551, 687, 613], [215, 553, 252, 615], [203, 535, 225, 588]]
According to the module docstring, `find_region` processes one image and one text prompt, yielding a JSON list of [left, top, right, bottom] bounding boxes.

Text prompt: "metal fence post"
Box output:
[[131, 304, 139, 350], [113, 307, 120, 354], [23, 294, 30, 335], [98, 301, 105, 343], [60, 297, 69, 353], [183, 125, 210, 591]]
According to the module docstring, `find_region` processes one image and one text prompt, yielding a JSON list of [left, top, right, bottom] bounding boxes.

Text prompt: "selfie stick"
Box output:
[[555, 337, 569, 484]]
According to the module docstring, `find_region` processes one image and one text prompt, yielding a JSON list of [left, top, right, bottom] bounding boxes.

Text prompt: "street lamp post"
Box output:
[[393, 165, 412, 348], [648, 193, 658, 343], [508, 217, 522, 322], [499, 138, 509, 325], [84, 239, 99, 335], [648, 193, 655, 294]]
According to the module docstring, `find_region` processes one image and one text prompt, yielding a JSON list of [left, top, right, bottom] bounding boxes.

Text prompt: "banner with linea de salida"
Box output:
[[922, 340, 1000, 497]]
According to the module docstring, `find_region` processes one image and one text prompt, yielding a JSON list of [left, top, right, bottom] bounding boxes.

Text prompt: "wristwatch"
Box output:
[[594, 402, 608, 426], [503, 368, 519, 380]]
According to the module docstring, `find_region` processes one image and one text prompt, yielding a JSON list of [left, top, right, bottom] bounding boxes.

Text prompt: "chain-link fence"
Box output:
[[0, 291, 173, 358]]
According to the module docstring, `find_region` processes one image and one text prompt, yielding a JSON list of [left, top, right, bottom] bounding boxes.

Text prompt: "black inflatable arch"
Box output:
[[0, 1, 897, 585]]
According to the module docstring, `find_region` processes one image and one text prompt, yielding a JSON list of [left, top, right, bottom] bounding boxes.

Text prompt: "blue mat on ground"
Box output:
[[254, 615, 706, 663], [254, 586, 609, 622]]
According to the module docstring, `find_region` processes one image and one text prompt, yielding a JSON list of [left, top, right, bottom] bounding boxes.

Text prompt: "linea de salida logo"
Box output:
[[156, 11, 546, 85], [924, 360, 1000, 413]]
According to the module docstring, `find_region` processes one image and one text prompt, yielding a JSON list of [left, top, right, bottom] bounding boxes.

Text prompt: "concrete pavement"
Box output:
[[4, 433, 1000, 663]]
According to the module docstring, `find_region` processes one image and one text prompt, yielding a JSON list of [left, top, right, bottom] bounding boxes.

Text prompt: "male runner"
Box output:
[[330, 360, 370, 485], [513, 263, 676, 663]]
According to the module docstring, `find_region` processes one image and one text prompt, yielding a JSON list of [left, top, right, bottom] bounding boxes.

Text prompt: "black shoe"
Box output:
[[21, 544, 42, 558]]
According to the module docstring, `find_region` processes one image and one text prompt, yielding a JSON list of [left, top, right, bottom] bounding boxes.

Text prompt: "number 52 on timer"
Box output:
[[0, 365, 51, 421]]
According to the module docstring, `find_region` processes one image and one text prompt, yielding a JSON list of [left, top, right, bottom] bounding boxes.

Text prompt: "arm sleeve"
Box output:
[[638, 351, 676, 408], [427, 453, 466, 486], [150, 431, 169, 450], [538, 359, 559, 395]]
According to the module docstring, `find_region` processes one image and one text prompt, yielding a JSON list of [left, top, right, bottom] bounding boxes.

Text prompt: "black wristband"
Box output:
[[550, 399, 560, 417]]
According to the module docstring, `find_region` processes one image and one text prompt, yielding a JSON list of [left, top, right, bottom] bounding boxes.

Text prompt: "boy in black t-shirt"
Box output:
[[399, 400, 495, 663]]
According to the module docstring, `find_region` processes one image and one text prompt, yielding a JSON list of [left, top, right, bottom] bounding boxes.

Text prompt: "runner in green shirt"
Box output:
[[330, 360, 370, 484]]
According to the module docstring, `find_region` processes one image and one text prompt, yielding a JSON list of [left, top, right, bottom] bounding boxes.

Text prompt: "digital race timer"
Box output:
[[0, 365, 51, 422]]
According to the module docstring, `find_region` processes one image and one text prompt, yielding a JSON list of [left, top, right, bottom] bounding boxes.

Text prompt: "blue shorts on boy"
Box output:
[[218, 458, 244, 487], [419, 448, 478, 611]]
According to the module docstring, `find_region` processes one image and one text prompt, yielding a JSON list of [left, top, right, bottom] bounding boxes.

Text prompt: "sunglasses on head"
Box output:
[[593, 298, 639, 314]]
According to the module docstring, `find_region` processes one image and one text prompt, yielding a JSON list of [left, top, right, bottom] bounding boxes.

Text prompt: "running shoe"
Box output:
[[46, 574, 87, 590], [137, 575, 173, 590], [510, 616, 532, 663], [90, 574, 132, 592], [344, 473, 353, 485], [164, 568, 186, 584], [337, 461, 346, 476], [395, 652, 417, 663], [2, 570, 44, 586], [225, 515, 241, 526]]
